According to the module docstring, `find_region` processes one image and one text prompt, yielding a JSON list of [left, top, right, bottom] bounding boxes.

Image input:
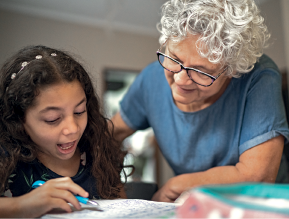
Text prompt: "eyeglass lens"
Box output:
[[158, 54, 214, 86]]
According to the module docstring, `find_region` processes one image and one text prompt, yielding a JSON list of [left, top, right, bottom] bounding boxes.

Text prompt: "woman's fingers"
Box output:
[[151, 189, 175, 202], [151, 178, 181, 202]]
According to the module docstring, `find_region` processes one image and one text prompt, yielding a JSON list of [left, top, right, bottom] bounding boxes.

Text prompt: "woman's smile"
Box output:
[[175, 84, 195, 94]]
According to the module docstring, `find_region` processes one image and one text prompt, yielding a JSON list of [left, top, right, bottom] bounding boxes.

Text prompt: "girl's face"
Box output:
[[24, 80, 87, 163]]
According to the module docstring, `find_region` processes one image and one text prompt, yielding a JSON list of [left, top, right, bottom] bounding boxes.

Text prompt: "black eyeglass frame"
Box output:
[[156, 49, 228, 87]]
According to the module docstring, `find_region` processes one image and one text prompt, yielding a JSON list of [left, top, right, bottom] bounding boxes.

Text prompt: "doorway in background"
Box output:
[[103, 68, 157, 184]]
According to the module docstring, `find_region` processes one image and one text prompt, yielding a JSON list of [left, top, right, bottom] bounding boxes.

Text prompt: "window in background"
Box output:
[[103, 69, 157, 183]]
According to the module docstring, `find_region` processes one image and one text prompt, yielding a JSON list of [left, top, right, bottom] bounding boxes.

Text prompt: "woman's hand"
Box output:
[[151, 177, 182, 202], [0, 177, 89, 218]]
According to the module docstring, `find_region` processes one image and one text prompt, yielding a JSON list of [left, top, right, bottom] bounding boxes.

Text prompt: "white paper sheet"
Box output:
[[42, 199, 177, 218]]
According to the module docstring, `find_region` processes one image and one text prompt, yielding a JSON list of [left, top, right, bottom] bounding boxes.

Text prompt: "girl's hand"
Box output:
[[14, 177, 88, 218]]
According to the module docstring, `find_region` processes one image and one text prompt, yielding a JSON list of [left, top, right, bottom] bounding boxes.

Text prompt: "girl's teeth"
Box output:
[[59, 142, 74, 150]]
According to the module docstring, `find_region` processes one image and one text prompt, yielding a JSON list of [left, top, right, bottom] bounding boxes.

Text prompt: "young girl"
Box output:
[[0, 45, 130, 217]]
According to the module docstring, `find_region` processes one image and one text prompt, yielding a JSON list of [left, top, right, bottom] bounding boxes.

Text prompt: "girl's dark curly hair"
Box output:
[[0, 45, 129, 198]]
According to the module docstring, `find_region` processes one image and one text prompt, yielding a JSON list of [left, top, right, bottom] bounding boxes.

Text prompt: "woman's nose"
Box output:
[[174, 69, 193, 85], [62, 117, 78, 136]]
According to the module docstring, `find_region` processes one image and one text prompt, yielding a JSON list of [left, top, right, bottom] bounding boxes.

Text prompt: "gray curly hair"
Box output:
[[157, 0, 270, 77]]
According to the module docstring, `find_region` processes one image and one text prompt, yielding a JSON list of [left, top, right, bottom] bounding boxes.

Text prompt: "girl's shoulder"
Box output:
[[1, 160, 39, 197], [1, 152, 97, 198]]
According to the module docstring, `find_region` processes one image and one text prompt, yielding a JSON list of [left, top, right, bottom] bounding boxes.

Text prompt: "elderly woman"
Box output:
[[112, 0, 289, 202]]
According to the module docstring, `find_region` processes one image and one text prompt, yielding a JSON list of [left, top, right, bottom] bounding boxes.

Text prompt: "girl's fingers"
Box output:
[[49, 198, 73, 213], [13, 178, 86, 218], [46, 177, 89, 198], [14, 192, 72, 218], [49, 189, 81, 210]]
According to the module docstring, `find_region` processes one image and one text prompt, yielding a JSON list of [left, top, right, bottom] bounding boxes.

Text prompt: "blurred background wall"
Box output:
[[0, 0, 163, 95], [0, 0, 288, 187]]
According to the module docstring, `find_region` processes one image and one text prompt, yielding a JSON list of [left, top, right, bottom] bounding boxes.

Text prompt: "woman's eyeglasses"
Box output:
[[156, 49, 228, 87]]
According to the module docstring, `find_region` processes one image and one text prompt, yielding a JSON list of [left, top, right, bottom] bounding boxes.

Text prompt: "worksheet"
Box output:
[[42, 199, 178, 218]]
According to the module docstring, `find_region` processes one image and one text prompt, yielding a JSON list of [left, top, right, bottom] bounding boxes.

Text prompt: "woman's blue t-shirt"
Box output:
[[120, 54, 289, 176]]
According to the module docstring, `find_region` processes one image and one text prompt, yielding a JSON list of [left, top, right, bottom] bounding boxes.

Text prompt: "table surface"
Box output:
[[42, 199, 178, 218]]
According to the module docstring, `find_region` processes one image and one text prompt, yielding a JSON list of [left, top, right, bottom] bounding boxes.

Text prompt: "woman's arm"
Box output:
[[152, 135, 284, 202], [110, 112, 136, 142], [0, 177, 88, 218]]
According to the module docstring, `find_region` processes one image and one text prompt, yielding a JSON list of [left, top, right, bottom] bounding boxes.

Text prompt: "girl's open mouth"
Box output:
[[57, 142, 74, 150], [57, 141, 77, 154]]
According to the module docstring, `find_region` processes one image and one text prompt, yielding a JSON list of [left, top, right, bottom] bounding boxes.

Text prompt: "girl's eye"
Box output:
[[45, 118, 60, 124], [75, 110, 87, 115]]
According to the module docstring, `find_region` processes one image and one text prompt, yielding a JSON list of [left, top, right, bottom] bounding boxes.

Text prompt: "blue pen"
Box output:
[[32, 180, 102, 211]]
